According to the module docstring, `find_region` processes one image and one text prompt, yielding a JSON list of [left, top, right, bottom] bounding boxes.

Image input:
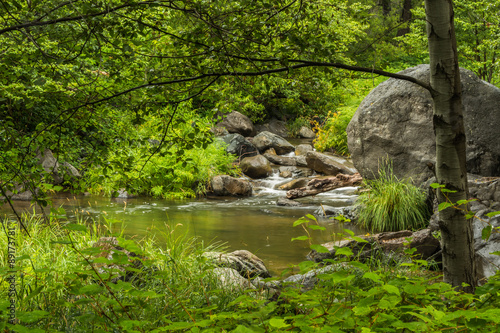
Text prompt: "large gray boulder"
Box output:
[[252, 131, 295, 155], [216, 111, 256, 137], [240, 155, 273, 179], [218, 133, 258, 158], [347, 65, 500, 184]]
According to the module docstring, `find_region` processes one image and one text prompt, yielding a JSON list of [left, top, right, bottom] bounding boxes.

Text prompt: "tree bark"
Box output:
[[425, 0, 476, 292], [396, 0, 413, 36]]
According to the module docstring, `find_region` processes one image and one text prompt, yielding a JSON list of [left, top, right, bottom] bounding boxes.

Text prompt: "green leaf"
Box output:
[[78, 285, 104, 295], [482, 225, 492, 241], [363, 272, 381, 282], [64, 224, 88, 232], [382, 284, 400, 296], [293, 218, 308, 227], [486, 211, 500, 218], [430, 183, 444, 189], [305, 214, 317, 221], [308, 225, 326, 231], [351, 236, 368, 243], [335, 247, 353, 257], [438, 202, 454, 211], [310, 244, 330, 253], [291, 235, 310, 242], [269, 318, 289, 328]]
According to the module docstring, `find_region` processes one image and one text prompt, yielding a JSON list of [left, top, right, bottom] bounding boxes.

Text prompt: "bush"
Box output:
[[355, 162, 430, 232], [313, 108, 355, 155]]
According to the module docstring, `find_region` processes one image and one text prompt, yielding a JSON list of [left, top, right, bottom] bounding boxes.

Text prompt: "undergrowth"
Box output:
[[0, 211, 499, 332]]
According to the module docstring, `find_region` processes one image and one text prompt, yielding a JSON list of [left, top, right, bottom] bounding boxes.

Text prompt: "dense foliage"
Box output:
[[1, 215, 499, 332]]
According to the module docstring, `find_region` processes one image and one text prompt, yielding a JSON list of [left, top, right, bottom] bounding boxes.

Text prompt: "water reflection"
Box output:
[[1, 187, 365, 275]]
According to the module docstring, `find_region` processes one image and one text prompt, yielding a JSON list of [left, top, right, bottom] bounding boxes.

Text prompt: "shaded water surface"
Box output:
[[3, 173, 365, 275]]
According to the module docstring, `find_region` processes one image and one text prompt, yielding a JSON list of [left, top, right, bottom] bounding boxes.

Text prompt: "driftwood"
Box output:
[[286, 173, 362, 199]]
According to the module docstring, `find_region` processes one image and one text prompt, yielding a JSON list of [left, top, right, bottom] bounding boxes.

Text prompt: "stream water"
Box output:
[[2, 171, 364, 275]]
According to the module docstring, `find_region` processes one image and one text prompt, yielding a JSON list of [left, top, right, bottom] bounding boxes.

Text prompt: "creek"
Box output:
[[2, 173, 363, 275]]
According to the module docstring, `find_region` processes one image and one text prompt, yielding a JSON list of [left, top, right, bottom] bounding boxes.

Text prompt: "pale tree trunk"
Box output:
[[425, 0, 476, 292]]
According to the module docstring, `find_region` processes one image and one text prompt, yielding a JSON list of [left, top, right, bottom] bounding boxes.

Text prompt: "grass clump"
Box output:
[[356, 162, 430, 232]]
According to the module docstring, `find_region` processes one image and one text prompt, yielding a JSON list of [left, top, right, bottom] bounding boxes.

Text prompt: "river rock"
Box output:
[[37, 149, 81, 185], [307, 229, 441, 264], [210, 175, 252, 196], [203, 250, 271, 278], [240, 155, 273, 179], [255, 119, 288, 138], [92, 237, 150, 283], [295, 144, 314, 156], [298, 126, 315, 139], [347, 64, 500, 184], [276, 197, 303, 207], [209, 267, 255, 290], [218, 133, 258, 158], [253, 131, 295, 155], [314, 206, 357, 221], [263, 153, 297, 166], [216, 111, 256, 137], [305, 151, 356, 176], [279, 170, 293, 178], [282, 264, 362, 290]]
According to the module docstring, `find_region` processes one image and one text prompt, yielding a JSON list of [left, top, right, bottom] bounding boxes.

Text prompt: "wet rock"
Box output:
[[240, 155, 273, 179], [111, 189, 135, 199], [210, 175, 252, 196], [276, 197, 303, 207], [307, 229, 441, 264], [218, 133, 258, 158], [255, 119, 288, 138], [216, 111, 256, 137], [210, 268, 255, 290], [298, 126, 315, 139], [264, 148, 277, 155], [203, 250, 271, 278], [280, 170, 293, 178], [314, 206, 357, 221], [295, 155, 308, 167], [253, 131, 295, 155], [263, 153, 297, 166], [295, 144, 314, 156], [305, 151, 356, 176]]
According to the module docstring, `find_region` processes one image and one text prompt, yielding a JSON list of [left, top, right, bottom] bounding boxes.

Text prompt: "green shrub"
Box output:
[[355, 162, 430, 232], [313, 108, 355, 155]]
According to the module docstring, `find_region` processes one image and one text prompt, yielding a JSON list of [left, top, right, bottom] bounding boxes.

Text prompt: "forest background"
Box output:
[[1, 0, 500, 331]]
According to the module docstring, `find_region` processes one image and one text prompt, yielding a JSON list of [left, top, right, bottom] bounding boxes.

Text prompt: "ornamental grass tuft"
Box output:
[[356, 162, 430, 232]]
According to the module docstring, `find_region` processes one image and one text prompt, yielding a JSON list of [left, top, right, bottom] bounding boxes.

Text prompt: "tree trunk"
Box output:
[[396, 0, 413, 36], [425, 0, 476, 292], [381, 0, 391, 16]]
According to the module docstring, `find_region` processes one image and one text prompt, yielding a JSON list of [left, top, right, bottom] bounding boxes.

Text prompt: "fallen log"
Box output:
[[286, 173, 362, 199]]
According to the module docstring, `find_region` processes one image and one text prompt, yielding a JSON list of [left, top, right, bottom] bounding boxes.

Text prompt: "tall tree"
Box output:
[[425, 0, 476, 292]]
